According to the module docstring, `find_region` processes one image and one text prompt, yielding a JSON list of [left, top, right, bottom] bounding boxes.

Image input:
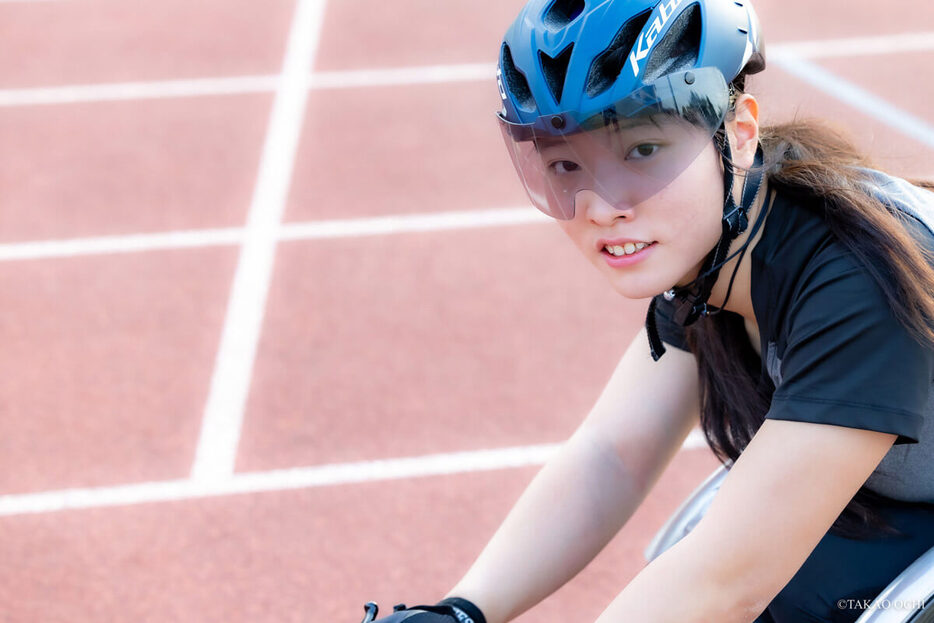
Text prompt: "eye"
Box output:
[[625, 143, 661, 160], [548, 160, 581, 175]]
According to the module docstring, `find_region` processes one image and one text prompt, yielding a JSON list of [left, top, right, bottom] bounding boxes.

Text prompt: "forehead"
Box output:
[[585, 112, 680, 132]]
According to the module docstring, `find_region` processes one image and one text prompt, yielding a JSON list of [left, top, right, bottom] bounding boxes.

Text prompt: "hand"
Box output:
[[363, 603, 458, 623], [360, 598, 485, 623]]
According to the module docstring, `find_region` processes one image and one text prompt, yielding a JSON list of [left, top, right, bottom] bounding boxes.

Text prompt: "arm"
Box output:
[[446, 328, 701, 623], [593, 419, 897, 623]]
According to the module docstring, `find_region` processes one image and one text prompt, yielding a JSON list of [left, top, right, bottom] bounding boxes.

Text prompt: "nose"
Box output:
[[575, 189, 634, 225]]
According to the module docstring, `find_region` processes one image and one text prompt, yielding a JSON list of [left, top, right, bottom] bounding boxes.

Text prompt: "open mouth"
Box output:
[[601, 242, 656, 257]]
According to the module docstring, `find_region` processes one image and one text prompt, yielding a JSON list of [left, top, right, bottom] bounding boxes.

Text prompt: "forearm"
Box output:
[[445, 432, 650, 623], [594, 530, 769, 623]]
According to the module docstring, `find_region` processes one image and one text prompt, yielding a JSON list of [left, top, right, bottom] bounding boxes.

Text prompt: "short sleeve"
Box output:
[[767, 247, 933, 445], [652, 294, 690, 352]]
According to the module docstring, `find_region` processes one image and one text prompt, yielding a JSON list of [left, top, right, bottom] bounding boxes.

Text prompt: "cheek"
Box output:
[[663, 153, 724, 245], [670, 191, 722, 248], [556, 219, 589, 254], [649, 158, 725, 282]]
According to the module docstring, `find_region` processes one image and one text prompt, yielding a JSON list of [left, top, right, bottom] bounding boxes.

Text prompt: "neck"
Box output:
[[705, 180, 771, 322]]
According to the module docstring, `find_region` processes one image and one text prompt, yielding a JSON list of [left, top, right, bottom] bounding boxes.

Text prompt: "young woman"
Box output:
[[364, 0, 934, 621]]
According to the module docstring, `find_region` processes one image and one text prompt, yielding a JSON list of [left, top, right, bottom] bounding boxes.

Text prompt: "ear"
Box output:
[[724, 94, 760, 169]]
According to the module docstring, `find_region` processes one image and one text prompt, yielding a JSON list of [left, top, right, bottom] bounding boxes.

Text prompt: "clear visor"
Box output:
[[498, 68, 730, 220]]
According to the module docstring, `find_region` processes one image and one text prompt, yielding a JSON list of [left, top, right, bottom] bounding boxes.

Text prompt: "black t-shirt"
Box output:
[[653, 172, 934, 502]]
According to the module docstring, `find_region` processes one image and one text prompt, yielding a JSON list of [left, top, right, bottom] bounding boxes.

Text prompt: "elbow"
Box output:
[[671, 530, 781, 622], [692, 567, 775, 623]]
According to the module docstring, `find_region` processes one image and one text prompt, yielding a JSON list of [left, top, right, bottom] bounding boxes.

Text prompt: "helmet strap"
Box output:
[[646, 139, 767, 361]]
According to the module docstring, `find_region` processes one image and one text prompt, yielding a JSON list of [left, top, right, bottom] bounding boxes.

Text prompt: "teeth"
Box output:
[[605, 242, 650, 256]]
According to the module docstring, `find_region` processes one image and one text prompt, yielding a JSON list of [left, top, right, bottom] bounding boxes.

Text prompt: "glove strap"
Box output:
[[436, 597, 487, 623]]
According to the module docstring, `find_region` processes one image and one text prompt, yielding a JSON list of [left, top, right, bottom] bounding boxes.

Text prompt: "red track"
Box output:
[[0, 0, 932, 621]]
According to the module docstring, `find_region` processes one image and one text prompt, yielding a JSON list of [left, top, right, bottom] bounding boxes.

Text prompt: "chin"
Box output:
[[587, 246, 702, 300], [604, 274, 672, 300]]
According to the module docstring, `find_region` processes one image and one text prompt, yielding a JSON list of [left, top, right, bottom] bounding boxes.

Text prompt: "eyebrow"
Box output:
[[534, 137, 564, 148], [609, 116, 652, 128], [599, 114, 670, 130]]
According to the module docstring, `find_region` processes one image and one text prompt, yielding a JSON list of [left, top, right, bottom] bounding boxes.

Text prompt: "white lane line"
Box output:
[[770, 31, 934, 60], [0, 66, 491, 108], [0, 208, 544, 262], [190, 0, 327, 483], [772, 54, 934, 151], [278, 206, 548, 241], [3, 32, 934, 107], [0, 430, 709, 516], [0, 75, 277, 107], [309, 63, 493, 89], [0, 228, 243, 261]]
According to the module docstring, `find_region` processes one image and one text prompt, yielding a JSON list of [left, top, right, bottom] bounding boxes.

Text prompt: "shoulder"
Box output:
[[756, 181, 932, 327], [856, 168, 934, 237], [789, 233, 878, 315]]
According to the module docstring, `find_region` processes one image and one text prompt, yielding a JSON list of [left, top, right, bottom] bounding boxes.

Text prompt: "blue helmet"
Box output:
[[496, 0, 769, 361], [497, 0, 765, 125]]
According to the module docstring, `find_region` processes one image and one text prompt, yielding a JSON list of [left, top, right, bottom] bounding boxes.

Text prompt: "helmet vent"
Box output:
[[644, 3, 702, 83], [539, 44, 574, 105], [501, 43, 536, 112], [542, 0, 586, 32], [584, 9, 652, 97]]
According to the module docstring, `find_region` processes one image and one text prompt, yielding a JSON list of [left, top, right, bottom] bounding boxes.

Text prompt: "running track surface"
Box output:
[[0, 1, 932, 621]]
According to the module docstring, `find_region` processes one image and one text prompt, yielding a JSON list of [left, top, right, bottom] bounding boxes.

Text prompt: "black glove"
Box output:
[[361, 598, 486, 623]]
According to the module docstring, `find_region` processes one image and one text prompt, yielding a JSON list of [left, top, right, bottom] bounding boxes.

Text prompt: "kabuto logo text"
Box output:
[[629, 0, 687, 77]]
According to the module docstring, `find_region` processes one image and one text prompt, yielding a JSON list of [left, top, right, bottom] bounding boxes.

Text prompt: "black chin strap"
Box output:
[[647, 142, 767, 361]]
